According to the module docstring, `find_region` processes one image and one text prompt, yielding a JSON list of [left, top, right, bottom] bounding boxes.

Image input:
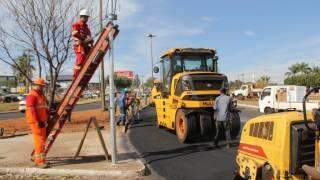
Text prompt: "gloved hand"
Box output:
[[83, 37, 93, 45], [38, 121, 45, 128]]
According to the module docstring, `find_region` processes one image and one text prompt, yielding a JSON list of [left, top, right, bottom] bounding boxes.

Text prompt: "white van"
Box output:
[[258, 85, 319, 113]]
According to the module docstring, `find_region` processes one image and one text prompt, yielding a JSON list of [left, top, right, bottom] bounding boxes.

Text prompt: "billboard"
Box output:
[[115, 71, 134, 79]]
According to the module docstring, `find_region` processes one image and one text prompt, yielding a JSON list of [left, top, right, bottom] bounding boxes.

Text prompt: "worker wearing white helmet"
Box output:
[[71, 9, 93, 79]]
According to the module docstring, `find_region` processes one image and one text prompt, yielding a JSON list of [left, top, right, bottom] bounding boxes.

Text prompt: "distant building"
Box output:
[[46, 75, 73, 90], [115, 71, 134, 79], [0, 76, 17, 88], [46, 75, 73, 82]]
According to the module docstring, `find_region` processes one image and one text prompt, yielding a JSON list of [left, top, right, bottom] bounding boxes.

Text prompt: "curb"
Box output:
[[0, 161, 145, 179], [126, 105, 165, 179], [238, 104, 259, 109]]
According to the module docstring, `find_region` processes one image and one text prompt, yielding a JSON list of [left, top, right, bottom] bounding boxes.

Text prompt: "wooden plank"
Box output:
[[74, 118, 93, 159], [92, 117, 110, 160]]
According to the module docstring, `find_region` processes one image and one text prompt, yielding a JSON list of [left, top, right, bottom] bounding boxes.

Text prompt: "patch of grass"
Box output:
[[0, 102, 19, 112]]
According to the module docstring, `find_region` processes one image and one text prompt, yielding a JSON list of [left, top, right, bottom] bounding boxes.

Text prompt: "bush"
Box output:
[[284, 73, 320, 87]]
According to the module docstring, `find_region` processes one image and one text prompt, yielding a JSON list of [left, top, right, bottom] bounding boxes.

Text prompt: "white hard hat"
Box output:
[[79, 9, 90, 17]]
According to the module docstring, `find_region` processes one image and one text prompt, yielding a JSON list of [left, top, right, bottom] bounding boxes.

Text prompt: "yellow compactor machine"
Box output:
[[152, 48, 240, 143], [235, 87, 320, 179]]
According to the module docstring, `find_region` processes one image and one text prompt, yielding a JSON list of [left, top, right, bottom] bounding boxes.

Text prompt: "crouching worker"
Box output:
[[26, 78, 50, 168]]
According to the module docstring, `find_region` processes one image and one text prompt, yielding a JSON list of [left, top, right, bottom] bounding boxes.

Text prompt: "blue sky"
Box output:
[[1, 0, 320, 83]]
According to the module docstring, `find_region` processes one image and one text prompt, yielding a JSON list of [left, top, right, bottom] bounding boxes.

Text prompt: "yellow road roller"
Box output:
[[152, 48, 241, 143]]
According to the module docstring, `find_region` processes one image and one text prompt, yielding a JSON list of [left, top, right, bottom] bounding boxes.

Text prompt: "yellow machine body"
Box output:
[[236, 111, 317, 179], [152, 48, 240, 143], [154, 72, 222, 130]]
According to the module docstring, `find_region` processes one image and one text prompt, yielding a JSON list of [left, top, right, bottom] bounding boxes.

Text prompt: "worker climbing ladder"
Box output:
[[31, 22, 119, 156]]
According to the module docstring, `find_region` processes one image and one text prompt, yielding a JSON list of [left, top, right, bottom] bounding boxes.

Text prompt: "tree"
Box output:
[[132, 74, 141, 88], [114, 76, 132, 90], [256, 75, 271, 87], [311, 66, 320, 74], [229, 80, 243, 90], [0, 0, 98, 105], [12, 52, 35, 92], [143, 77, 155, 88], [284, 65, 320, 86], [285, 62, 311, 76]]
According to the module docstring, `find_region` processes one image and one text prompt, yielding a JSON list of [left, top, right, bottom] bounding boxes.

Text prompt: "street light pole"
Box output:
[[146, 34, 155, 79], [108, 0, 117, 165], [99, 0, 106, 111]]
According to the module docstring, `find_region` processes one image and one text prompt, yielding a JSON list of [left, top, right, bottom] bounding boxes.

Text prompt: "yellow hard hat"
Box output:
[[33, 78, 47, 86]]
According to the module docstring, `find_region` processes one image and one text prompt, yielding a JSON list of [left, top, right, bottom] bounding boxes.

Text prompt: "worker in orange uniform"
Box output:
[[26, 78, 49, 168], [72, 9, 93, 79]]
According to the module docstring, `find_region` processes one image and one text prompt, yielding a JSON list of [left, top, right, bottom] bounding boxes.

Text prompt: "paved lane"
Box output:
[[0, 103, 101, 120], [128, 106, 262, 180]]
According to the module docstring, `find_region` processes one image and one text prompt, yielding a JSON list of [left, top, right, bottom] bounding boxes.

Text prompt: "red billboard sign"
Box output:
[[115, 71, 134, 79]]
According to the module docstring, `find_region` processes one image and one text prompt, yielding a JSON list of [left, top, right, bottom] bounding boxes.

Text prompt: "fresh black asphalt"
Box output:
[[128, 106, 262, 180]]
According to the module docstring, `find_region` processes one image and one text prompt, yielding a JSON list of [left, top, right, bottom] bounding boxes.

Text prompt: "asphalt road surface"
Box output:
[[0, 103, 101, 120], [128, 106, 262, 180]]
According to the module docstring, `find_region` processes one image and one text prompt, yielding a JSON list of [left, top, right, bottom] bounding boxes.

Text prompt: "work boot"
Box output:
[[30, 156, 35, 162], [35, 162, 50, 169], [302, 165, 320, 179], [212, 142, 220, 149], [226, 144, 231, 149]]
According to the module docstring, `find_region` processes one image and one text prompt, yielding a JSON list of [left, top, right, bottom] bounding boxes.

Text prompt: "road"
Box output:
[[128, 106, 262, 180], [0, 103, 101, 120]]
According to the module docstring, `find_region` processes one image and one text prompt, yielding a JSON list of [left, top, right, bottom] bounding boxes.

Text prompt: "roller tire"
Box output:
[[199, 113, 213, 137], [175, 110, 197, 143], [229, 111, 241, 139]]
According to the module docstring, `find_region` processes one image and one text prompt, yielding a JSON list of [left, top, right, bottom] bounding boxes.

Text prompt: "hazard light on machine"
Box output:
[[115, 71, 134, 79]]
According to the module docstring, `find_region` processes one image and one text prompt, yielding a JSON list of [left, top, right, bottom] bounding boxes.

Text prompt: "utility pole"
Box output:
[[99, 0, 106, 110], [108, 0, 117, 165], [146, 34, 155, 79]]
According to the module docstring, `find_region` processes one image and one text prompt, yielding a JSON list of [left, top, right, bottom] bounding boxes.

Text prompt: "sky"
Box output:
[[1, 0, 320, 84]]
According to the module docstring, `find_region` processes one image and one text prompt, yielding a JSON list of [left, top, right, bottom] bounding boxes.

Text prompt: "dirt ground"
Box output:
[[0, 109, 110, 136]]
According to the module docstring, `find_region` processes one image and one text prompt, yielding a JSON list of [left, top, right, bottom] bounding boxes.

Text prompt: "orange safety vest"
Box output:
[[26, 89, 49, 124], [72, 20, 92, 54]]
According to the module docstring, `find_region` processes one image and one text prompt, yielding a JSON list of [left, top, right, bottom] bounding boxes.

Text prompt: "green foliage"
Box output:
[[114, 76, 132, 89], [285, 62, 311, 76], [12, 52, 35, 85], [284, 62, 320, 86], [143, 77, 155, 88], [257, 75, 271, 84], [284, 73, 320, 86]]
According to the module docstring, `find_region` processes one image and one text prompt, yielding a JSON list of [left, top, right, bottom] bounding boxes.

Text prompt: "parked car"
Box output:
[[0, 93, 19, 103], [18, 94, 28, 113], [82, 91, 98, 99]]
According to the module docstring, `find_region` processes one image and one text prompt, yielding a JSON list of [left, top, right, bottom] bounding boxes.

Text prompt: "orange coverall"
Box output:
[[72, 20, 92, 78], [26, 89, 49, 165]]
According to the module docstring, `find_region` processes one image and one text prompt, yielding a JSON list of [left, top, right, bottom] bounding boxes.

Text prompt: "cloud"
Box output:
[[244, 30, 257, 37], [201, 16, 219, 22], [183, 28, 206, 36], [117, 0, 141, 20]]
